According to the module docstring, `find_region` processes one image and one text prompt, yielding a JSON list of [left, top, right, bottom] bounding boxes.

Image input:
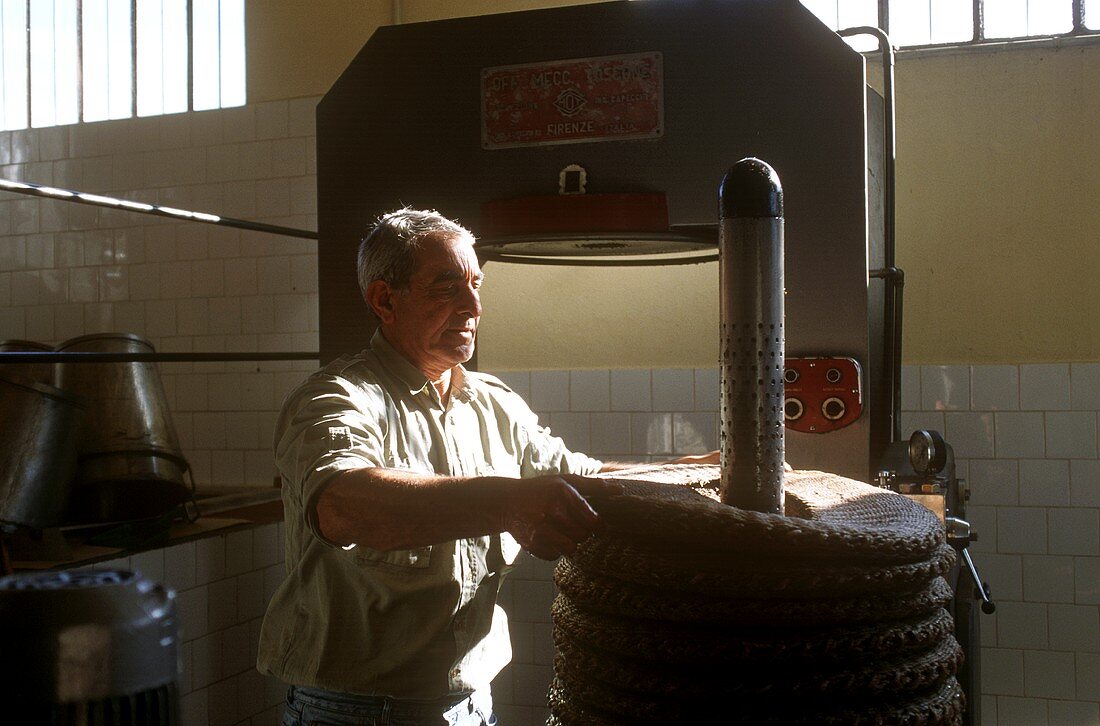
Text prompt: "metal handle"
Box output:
[[961, 548, 996, 614]]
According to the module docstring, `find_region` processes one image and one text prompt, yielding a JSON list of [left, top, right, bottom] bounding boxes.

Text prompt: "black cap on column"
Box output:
[[720, 157, 784, 219]]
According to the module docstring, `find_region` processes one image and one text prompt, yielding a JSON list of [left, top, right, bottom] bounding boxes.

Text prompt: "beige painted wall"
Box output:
[[895, 41, 1100, 364], [478, 261, 720, 370], [246, 0, 392, 103], [245, 0, 602, 102], [246, 1, 1100, 367]]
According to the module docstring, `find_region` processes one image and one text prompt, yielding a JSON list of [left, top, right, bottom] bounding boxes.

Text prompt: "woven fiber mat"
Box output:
[[567, 539, 956, 597], [553, 628, 961, 702], [554, 561, 955, 627], [548, 677, 965, 726], [589, 465, 945, 563], [552, 594, 956, 665], [549, 465, 964, 725]]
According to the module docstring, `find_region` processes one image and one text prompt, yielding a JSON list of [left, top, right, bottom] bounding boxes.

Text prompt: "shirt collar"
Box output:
[[369, 328, 475, 403]]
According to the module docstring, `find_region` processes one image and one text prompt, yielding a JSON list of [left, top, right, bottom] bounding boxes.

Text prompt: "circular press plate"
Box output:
[[475, 232, 718, 266]]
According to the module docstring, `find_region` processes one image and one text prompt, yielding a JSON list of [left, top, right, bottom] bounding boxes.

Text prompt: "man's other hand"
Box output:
[[669, 451, 720, 465], [667, 452, 793, 470], [501, 475, 623, 560]]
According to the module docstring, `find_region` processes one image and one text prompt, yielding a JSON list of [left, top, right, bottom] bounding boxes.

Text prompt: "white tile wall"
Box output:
[[529, 369, 569, 411], [651, 368, 694, 411], [968, 366, 1015, 411], [996, 412, 1048, 459], [1021, 365, 1072, 411], [568, 369, 609, 411], [0, 103, 320, 490], [903, 363, 1100, 725], [609, 369, 651, 412], [93, 522, 286, 726], [922, 364, 971, 411], [1073, 365, 1100, 411], [510, 367, 720, 464], [1020, 459, 1071, 507]]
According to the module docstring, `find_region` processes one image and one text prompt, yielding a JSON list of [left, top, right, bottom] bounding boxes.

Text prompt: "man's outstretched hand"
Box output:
[[670, 451, 720, 465], [499, 475, 623, 560]]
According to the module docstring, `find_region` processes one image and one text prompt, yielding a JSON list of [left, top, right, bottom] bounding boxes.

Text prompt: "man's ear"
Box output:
[[365, 280, 397, 324]]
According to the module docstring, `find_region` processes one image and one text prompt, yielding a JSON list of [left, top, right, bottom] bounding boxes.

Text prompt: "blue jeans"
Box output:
[[281, 685, 497, 726]]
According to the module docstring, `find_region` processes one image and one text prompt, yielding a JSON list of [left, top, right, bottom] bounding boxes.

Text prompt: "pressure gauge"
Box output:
[[908, 429, 948, 476]]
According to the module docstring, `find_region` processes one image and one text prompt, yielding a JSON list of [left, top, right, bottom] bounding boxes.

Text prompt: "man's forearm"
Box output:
[[313, 467, 621, 558], [314, 468, 505, 550]]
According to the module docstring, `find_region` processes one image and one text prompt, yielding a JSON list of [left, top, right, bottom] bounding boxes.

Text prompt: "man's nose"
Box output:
[[460, 284, 482, 317]]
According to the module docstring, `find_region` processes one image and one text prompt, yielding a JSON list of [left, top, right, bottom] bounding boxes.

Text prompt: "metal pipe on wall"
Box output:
[[0, 181, 320, 367], [0, 178, 318, 240], [0, 351, 319, 363], [719, 158, 785, 514], [838, 25, 902, 444]]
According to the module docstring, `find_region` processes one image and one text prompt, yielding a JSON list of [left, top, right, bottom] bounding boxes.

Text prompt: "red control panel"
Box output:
[[782, 357, 862, 433]]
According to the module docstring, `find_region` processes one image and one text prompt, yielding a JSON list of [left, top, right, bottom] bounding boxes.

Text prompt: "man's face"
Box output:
[[379, 232, 484, 378]]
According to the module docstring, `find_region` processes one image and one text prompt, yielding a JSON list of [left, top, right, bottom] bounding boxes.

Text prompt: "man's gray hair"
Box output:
[[357, 208, 473, 319]]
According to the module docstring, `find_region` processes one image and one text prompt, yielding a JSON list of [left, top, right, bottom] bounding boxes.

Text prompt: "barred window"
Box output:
[[0, 0, 244, 131], [801, 0, 1097, 50]]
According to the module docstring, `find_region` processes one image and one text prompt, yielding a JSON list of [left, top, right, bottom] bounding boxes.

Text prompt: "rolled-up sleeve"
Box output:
[[520, 421, 603, 477], [488, 386, 602, 478], [274, 373, 389, 545]]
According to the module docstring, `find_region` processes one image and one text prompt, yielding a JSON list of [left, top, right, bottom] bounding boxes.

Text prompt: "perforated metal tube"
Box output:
[[719, 158, 785, 513]]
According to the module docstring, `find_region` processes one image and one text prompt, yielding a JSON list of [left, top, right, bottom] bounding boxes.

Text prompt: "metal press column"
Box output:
[[719, 158, 785, 513]]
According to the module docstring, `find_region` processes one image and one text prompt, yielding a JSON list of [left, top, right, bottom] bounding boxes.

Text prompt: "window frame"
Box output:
[[802, 0, 1097, 52], [868, 0, 1094, 48], [1, 0, 244, 132]]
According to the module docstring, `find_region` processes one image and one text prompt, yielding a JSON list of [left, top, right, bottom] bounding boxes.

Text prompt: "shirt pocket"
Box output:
[[474, 464, 524, 571], [348, 453, 435, 571]]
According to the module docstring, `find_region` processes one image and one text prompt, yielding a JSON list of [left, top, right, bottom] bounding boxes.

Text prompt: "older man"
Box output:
[[258, 208, 708, 725]]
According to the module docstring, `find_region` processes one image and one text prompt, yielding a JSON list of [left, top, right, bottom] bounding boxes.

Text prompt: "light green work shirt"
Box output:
[[256, 330, 602, 699]]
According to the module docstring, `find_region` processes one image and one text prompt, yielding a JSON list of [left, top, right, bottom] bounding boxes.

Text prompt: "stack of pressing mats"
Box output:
[[549, 464, 964, 725]]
